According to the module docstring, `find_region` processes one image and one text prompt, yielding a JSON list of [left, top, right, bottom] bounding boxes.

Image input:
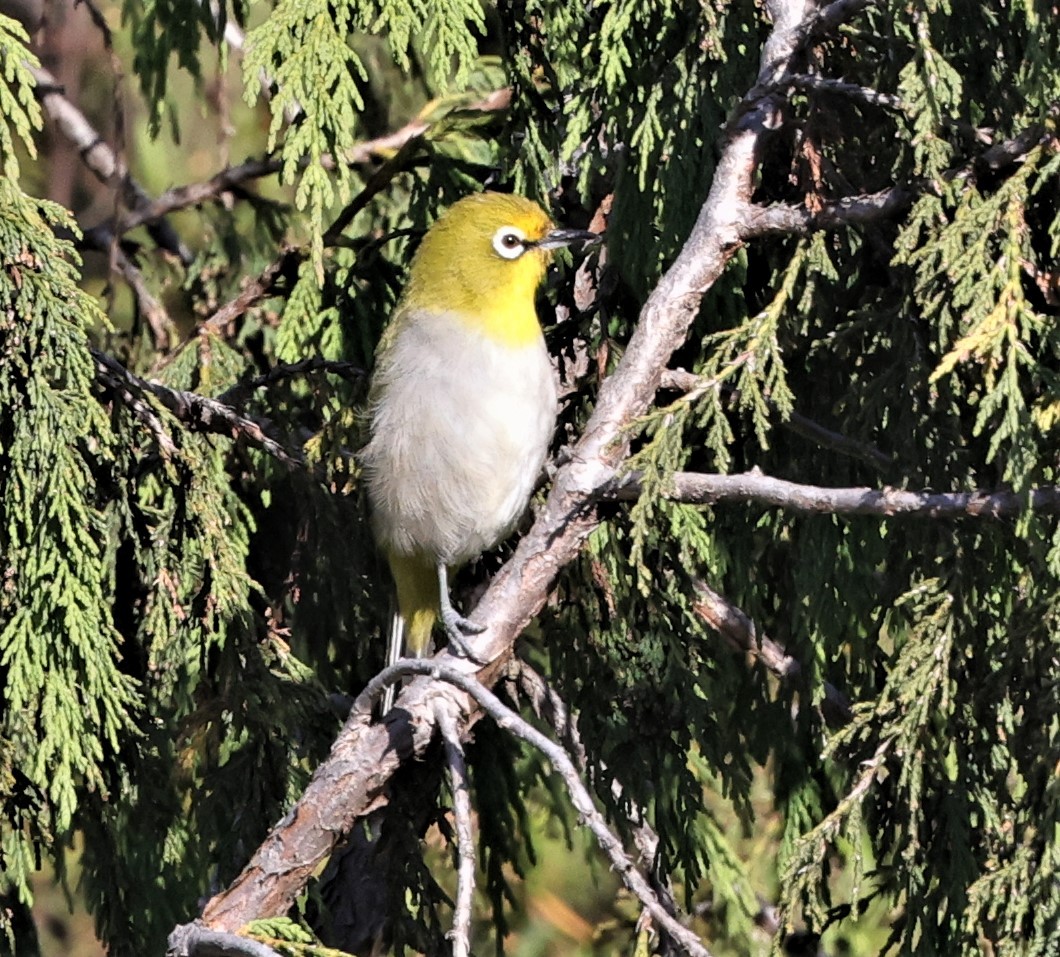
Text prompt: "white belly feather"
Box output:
[[362, 310, 558, 566]]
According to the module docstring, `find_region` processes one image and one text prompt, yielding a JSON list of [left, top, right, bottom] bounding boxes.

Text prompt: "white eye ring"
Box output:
[[492, 226, 527, 260]]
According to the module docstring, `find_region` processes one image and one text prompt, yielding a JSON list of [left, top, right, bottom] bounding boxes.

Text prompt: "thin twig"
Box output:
[[118, 89, 512, 235], [92, 349, 305, 468], [690, 580, 853, 727], [741, 185, 913, 236], [659, 368, 894, 470], [728, 0, 877, 127], [740, 108, 1058, 238], [198, 250, 296, 339], [81, 225, 175, 351], [781, 409, 894, 470], [119, 157, 281, 232], [609, 468, 1060, 518], [353, 660, 713, 957], [214, 358, 365, 408], [92, 348, 178, 458], [508, 662, 682, 925], [782, 73, 906, 111], [188, 137, 422, 348], [435, 702, 475, 957], [167, 921, 282, 957]]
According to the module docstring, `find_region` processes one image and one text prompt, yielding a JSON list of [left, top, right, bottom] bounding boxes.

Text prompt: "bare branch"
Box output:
[[690, 580, 853, 727], [740, 107, 1058, 238], [730, 0, 876, 121], [782, 73, 905, 111], [119, 157, 282, 231], [188, 135, 425, 347], [197, 0, 874, 934], [215, 358, 366, 408], [92, 350, 305, 469], [197, 250, 297, 339], [461, 0, 863, 670], [81, 226, 176, 351], [118, 89, 512, 234], [435, 702, 475, 957], [167, 922, 282, 957], [741, 186, 913, 237], [366, 661, 714, 957], [29, 64, 192, 265], [91, 348, 178, 458], [508, 662, 681, 920], [610, 468, 1060, 518]]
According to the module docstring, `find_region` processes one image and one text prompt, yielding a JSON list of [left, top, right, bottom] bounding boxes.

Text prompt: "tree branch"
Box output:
[[507, 662, 682, 924], [92, 349, 305, 468], [188, 132, 425, 347], [782, 73, 906, 111], [214, 358, 365, 408], [117, 89, 512, 235], [368, 662, 713, 957], [81, 225, 176, 351], [611, 468, 1060, 518], [197, 0, 874, 934], [435, 702, 475, 957], [167, 922, 282, 957], [740, 106, 1058, 238], [741, 186, 913, 236], [690, 580, 853, 727], [30, 64, 192, 265]]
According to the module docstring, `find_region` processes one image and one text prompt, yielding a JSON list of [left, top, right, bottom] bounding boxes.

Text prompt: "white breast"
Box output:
[[362, 310, 558, 567]]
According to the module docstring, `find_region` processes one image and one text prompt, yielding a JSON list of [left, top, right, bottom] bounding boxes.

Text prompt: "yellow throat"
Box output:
[[399, 193, 557, 347]]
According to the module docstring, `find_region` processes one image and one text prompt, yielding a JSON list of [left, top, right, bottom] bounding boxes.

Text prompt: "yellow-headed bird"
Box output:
[[362, 192, 599, 706]]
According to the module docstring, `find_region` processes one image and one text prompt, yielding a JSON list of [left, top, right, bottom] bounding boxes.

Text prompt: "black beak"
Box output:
[[533, 228, 604, 251]]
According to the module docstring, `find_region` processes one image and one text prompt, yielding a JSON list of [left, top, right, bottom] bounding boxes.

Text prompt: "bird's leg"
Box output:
[[437, 563, 487, 663]]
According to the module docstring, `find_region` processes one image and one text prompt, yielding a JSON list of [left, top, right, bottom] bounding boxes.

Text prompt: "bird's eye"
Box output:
[[492, 226, 526, 260]]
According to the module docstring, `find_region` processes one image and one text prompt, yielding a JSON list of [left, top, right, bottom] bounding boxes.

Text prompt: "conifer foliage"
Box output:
[[1, 1, 1059, 955]]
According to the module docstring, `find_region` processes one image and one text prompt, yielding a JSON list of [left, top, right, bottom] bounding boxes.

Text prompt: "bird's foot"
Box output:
[[440, 606, 488, 664], [436, 562, 489, 663]]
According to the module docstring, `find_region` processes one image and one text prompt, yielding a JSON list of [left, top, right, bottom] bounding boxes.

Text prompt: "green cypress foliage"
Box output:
[[2, 1, 1060, 955]]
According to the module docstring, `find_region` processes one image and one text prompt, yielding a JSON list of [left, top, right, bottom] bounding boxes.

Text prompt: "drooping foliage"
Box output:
[[2, 1, 1060, 955]]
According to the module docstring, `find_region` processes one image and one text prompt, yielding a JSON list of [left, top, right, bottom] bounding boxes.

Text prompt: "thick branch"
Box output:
[[465, 0, 831, 666], [198, 0, 872, 932]]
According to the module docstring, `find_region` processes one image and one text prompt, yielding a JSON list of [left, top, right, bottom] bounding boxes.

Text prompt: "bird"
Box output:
[[361, 191, 600, 710]]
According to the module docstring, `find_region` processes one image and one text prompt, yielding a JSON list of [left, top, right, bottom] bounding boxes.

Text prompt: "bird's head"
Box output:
[[401, 192, 600, 345]]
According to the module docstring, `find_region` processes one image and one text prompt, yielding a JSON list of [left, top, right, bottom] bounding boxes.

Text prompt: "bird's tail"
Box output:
[[380, 609, 405, 714], [381, 551, 438, 713]]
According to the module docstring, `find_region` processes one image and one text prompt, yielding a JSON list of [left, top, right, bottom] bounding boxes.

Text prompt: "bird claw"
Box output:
[[440, 608, 488, 664]]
